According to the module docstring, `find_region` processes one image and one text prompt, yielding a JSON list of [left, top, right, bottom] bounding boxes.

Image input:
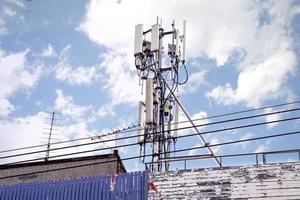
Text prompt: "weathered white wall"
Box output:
[[149, 162, 300, 200]]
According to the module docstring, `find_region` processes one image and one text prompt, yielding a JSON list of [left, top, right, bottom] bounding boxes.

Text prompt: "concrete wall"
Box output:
[[0, 154, 124, 185], [149, 162, 300, 199]]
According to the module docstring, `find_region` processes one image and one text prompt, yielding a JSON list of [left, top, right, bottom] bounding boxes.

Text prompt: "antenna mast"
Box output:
[[45, 112, 55, 161], [134, 18, 187, 172]]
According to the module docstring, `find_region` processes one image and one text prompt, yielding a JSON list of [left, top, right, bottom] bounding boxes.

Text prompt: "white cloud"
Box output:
[[80, 0, 254, 106], [78, 0, 298, 108], [39, 43, 56, 57], [56, 64, 97, 86], [236, 132, 255, 149], [86, 104, 116, 124], [0, 49, 42, 117], [5, 0, 25, 8], [2, 5, 16, 17], [54, 45, 99, 86], [33, 121, 116, 160], [54, 89, 90, 121], [206, 83, 236, 106], [180, 71, 206, 94], [177, 109, 209, 137], [49, 91, 119, 158], [264, 108, 281, 129], [0, 0, 26, 36], [96, 104, 115, 118], [0, 112, 47, 164], [254, 140, 271, 153], [206, 1, 298, 107], [99, 50, 143, 105], [0, 99, 14, 117], [207, 49, 296, 107], [59, 122, 90, 140], [78, 0, 256, 62]]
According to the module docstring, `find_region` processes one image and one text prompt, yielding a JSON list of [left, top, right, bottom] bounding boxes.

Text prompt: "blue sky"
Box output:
[[0, 0, 300, 171]]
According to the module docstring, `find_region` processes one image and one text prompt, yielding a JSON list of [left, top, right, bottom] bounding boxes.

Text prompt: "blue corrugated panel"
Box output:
[[0, 171, 148, 200]]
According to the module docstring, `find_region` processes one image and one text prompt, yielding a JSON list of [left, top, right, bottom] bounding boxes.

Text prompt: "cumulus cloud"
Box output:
[[78, 0, 299, 108], [54, 45, 99, 86], [78, 0, 253, 103], [176, 109, 209, 137], [55, 65, 97, 86], [0, 49, 42, 117], [180, 71, 206, 94], [206, 49, 297, 107], [54, 89, 90, 121], [254, 140, 271, 153], [236, 132, 255, 149], [99, 50, 143, 105], [5, 0, 25, 8], [96, 104, 115, 118], [206, 1, 299, 107], [50, 89, 118, 157], [264, 108, 281, 129], [2, 5, 16, 17], [38, 43, 56, 57], [78, 0, 256, 62], [0, 0, 26, 35], [0, 110, 116, 164], [0, 112, 47, 164]]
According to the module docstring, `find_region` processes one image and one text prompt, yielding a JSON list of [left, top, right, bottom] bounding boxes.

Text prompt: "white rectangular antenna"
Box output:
[[171, 101, 179, 138], [138, 101, 145, 144], [134, 24, 144, 56], [176, 29, 180, 57], [182, 20, 186, 62], [145, 79, 153, 123], [151, 24, 160, 52]]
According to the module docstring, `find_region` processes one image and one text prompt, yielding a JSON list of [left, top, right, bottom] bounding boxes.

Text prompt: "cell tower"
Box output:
[[134, 18, 187, 172]]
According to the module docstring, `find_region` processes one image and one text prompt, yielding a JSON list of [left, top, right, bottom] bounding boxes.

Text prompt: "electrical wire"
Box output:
[[0, 108, 299, 162], [178, 63, 188, 85], [0, 108, 298, 161], [0, 123, 139, 154], [1, 115, 300, 165], [1, 130, 300, 180], [1, 100, 299, 155], [167, 130, 300, 155]]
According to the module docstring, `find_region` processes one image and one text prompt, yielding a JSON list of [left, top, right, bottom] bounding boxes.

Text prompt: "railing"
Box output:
[[0, 171, 148, 200], [145, 148, 300, 170]]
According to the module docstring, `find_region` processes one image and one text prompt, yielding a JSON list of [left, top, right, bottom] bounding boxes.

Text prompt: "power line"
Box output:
[[0, 108, 299, 161], [0, 123, 139, 154], [167, 130, 300, 155], [2, 115, 300, 165], [1, 100, 299, 155], [1, 130, 300, 180], [175, 100, 300, 126]]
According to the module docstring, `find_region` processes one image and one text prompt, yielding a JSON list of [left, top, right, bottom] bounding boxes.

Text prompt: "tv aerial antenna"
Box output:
[[41, 112, 62, 162]]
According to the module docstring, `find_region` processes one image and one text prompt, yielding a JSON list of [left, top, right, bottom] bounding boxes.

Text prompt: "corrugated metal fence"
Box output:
[[0, 171, 147, 200]]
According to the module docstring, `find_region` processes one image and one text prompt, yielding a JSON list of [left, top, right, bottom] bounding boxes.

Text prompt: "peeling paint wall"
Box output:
[[149, 162, 300, 199]]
